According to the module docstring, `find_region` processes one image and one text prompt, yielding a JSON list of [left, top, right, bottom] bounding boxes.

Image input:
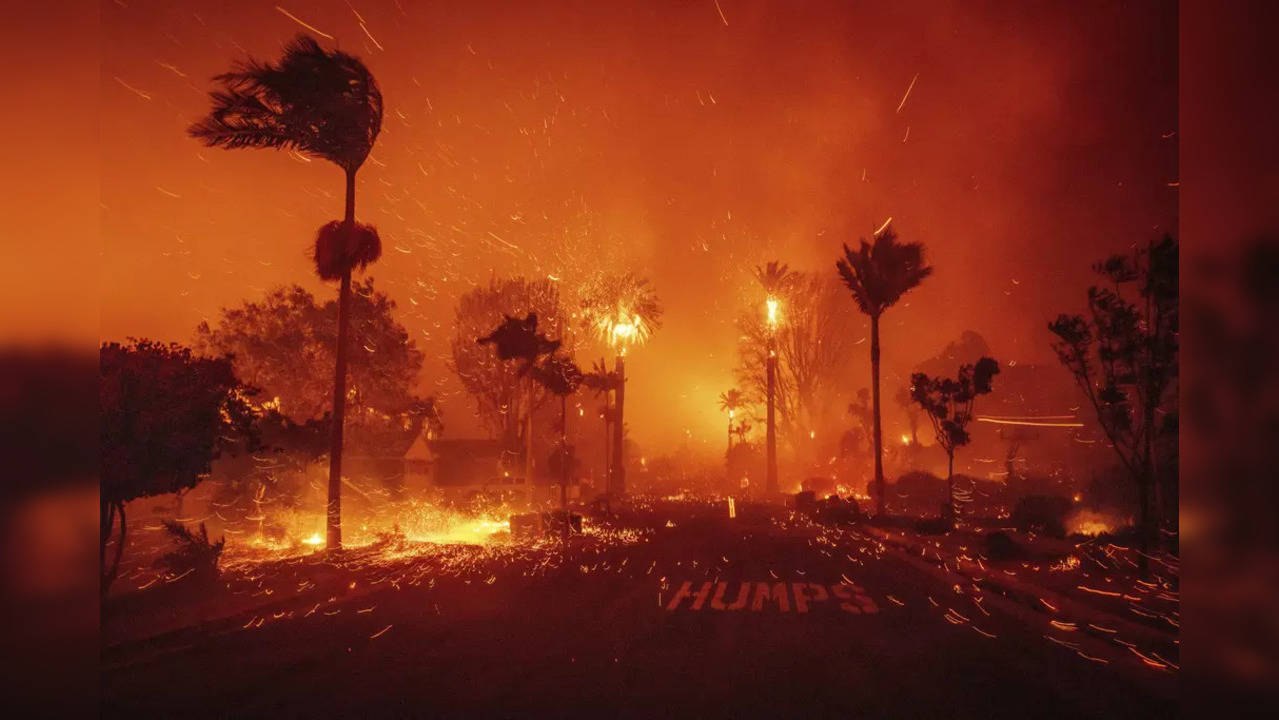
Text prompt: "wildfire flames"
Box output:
[[1066, 509, 1123, 537]]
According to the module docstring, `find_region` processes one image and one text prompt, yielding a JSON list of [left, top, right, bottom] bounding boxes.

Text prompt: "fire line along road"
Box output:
[[102, 500, 1175, 719]]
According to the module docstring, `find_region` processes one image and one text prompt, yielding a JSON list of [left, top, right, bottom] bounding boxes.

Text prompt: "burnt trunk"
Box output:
[[871, 314, 885, 516], [766, 350, 778, 495], [326, 167, 357, 551], [612, 355, 626, 497]]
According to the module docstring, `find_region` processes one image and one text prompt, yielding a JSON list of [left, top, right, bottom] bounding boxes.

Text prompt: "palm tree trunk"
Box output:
[[561, 394, 569, 548], [326, 167, 357, 550], [603, 400, 612, 488], [870, 314, 885, 516], [525, 374, 535, 485], [612, 355, 626, 497], [766, 349, 778, 496]]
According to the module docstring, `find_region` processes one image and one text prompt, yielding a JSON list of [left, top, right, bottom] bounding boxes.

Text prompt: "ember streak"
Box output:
[[91, 1, 1181, 717]]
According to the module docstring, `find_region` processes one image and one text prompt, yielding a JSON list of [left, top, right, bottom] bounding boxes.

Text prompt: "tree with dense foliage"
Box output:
[[476, 308, 563, 482], [836, 225, 933, 515], [191, 34, 386, 550], [100, 340, 257, 595], [194, 281, 439, 457], [911, 357, 1000, 518], [1049, 235, 1178, 559], [451, 277, 570, 451]]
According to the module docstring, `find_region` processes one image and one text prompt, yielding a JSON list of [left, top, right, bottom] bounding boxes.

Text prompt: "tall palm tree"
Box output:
[[531, 354, 584, 547], [478, 313, 561, 484], [835, 226, 933, 516], [718, 388, 746, 454], [190, 35, 384, 550], [753, 261, 797, 496], [578, 273, 663, 497]]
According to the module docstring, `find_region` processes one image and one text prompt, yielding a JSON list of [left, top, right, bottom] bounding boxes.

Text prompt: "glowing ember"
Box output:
[[1067, 509, 1123, 536], [765, 297, 781, 329]]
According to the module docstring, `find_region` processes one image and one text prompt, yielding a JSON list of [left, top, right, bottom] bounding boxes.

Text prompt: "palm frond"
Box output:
[[190, 34, 383, 170], [835, 225, 932, 316]]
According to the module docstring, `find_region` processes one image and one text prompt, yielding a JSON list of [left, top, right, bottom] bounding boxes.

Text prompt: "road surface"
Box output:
[[102, 500, 1176, 718]]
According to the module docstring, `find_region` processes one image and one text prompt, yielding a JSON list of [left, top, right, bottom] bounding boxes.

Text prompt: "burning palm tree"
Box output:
[[190, 35, 384, 550], [718, 388, 746, 454], [836, 225, 933, 516], [753, 261, 797, 496], [578, 273, 662, 497]]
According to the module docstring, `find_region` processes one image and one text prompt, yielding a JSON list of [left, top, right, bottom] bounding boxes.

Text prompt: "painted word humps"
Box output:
[[665, 581, 880, 614]]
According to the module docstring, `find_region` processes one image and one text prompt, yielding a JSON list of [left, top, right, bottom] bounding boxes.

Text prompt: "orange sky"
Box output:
[[97, 0, 1176, 452]]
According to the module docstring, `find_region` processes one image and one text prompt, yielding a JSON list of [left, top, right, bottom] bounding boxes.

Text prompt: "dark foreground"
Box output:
[[102, 500, 1175, 718]]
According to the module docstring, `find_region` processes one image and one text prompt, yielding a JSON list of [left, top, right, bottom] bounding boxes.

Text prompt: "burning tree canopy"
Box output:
[[577, 272, 663, 354]]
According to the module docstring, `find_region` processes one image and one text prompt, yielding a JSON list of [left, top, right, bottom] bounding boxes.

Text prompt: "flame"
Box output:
[[594, 305, 649, 354], [765, 296, 780, 328], [1067, 509, 1123, 536]]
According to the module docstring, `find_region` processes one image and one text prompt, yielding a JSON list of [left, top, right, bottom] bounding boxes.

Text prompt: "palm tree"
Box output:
[[835, 226, 933, 516], [754, 261, 799, 299], [190, 35, 384, 550], [753, 261, 797, 496], [718, 389, 746, 454], [578, 273, 663, 497], [531, 354, 584, 547], [478, 313, 562, 485]]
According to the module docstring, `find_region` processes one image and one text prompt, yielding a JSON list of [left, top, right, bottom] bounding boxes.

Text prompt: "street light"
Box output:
[[765, 295, 781, 496]]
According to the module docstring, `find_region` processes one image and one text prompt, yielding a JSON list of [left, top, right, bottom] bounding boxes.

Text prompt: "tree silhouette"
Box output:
[[477, 311, 562, 481], [582, 358, 621, 482], [194, 281, 434, 453], [735, 273, 860, 454], [718, 388, 747, 455], [911, 357, 1000, 518], [836, 225, 933, 515], [190, 34, 385, 551], [1049, 235, 1177, 561], [451, 277, 569, 452], [100, 340, 257, 595], [531, 354, 584, 544], [577, 272, 662, 496]]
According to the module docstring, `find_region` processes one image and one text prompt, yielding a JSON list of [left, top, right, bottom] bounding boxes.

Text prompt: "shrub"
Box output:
[[155, 521, 225, 582], [1011, 495, 1072, 538]]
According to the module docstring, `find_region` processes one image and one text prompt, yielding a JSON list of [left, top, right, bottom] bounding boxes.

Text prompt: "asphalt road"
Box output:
[[102, 501, 1176, 718]]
